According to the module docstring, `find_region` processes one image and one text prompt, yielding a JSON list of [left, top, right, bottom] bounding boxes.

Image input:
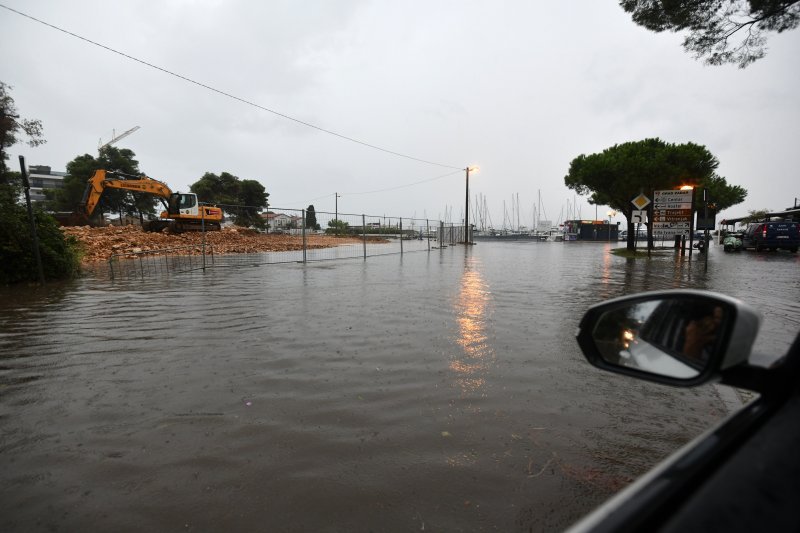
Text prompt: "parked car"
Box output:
[[740, 221, 799, 252], [571, 290, 799, 532]]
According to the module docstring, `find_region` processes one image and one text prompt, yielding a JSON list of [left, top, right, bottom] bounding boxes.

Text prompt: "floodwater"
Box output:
[[1, 241, 798, 532]]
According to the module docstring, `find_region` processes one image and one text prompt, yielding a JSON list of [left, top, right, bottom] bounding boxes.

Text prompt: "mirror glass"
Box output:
[[591, 298, 729, 379]]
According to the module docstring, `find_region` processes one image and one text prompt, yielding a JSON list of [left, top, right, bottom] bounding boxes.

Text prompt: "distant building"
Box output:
[[261, 212, 303, 229], [27, 165, 67, 202], [563, 219, 619, 241]]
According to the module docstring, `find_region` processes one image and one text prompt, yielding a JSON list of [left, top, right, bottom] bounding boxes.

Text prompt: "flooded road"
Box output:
[[1, 241, 798, 531]]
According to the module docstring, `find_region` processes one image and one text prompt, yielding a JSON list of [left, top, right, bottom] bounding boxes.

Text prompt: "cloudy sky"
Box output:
[[1, 1, 798, 226]]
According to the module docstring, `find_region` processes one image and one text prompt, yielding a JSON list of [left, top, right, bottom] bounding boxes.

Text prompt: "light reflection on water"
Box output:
[[450, 255, 495, 396]]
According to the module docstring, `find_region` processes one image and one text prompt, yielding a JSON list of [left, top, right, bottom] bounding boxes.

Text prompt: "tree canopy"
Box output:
[[190, 171, 269, 228], [700, 173, 748, 213], [190, 171, 240, 206], [620, 0, 800, 68], [0, 82, 79, 284], [0, 81, 45, 179], [738, 208, 771, 225], [326, 219, 349, 235], [51, 146, 157, 222], [564, 138, 746, 248], [306, 204, 319, 230]]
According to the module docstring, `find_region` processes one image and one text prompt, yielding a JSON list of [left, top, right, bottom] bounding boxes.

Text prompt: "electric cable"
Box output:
[[342, 169, 463, 195], [286, 169, 463, 206], [0, 3, 464, 170]]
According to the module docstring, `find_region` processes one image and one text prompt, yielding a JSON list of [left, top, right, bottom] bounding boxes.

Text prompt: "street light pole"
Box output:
[[607, 210, 617, 242], [464, 167, 470, 244]]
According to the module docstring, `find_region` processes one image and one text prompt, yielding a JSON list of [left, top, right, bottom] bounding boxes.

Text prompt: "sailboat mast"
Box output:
[[537, 190, 541, 232]]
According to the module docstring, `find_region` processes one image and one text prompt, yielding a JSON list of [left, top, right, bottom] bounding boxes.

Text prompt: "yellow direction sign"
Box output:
[[631, 193, 651, 210]]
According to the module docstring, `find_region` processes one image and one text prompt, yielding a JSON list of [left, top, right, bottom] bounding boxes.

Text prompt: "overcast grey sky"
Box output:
[[1, 1, 798, 225]]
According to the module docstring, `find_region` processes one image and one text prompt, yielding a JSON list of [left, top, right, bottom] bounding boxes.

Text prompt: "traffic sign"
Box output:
[[631, 210, 647, 223], [631, 193, 651, 210], [654, 202, 692, 209], [654, 189, 692, 209], [654, 189, 692, 201], [653, 222, 690, 229], [653, 215, 691, 222], [653, 209, 692, 217], [654, 229, 689, 237]]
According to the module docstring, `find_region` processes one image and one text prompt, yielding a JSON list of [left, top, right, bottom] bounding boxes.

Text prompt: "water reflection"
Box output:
[[450, 255, 495, 396], [597, 244, 613, 299]]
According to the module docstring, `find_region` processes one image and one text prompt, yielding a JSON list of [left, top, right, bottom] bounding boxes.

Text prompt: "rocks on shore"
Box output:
[[61, 225, 365, 263]]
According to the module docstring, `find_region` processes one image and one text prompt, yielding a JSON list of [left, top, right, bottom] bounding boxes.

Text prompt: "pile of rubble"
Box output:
[[61, 225, 366, 263]]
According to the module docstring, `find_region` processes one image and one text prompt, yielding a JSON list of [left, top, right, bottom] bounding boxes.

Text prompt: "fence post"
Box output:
[[108, 256, 115, 280], [362, 214, 367, 260], [400, 217, 403, 255], [427, 219, 431, 252], [201, 203, 207, 271], [302, 209, 307, 264]]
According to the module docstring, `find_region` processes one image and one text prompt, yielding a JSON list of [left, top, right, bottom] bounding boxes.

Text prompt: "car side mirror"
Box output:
[[576, 290, 761, 387]]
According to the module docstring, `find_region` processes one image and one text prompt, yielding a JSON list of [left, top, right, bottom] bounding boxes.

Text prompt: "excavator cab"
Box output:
[[167, 193, 199, 216]]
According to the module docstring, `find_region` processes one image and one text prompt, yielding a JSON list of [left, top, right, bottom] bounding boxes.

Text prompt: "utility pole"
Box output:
[[18, 156, 45, 284], [335, 192, 341, 236]]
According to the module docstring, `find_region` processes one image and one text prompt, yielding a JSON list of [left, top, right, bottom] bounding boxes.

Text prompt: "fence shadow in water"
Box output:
[[108, 245, 215, 280]]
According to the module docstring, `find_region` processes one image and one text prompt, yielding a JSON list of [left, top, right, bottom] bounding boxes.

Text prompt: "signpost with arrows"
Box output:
[[653, 189, 694, 255], [653, 190, 692, 236]]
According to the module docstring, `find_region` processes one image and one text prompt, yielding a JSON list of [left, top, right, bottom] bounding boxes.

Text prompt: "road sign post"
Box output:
[[653, 190, 693, 255], [630, 194, 651, 252]]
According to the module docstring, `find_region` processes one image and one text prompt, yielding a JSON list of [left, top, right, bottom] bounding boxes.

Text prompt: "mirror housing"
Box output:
[[577, 290, 761, 387]]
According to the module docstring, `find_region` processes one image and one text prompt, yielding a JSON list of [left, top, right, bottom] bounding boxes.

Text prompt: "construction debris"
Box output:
[[61, 225, 372, 264]]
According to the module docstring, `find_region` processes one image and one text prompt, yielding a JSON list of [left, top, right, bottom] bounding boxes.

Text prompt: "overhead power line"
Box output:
[[342, 169, 463, 195], [285, 169, 463, 206], [0, 3, 464, 171]]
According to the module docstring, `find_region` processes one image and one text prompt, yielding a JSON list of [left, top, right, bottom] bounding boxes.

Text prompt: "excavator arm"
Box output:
[[76, 169, 223, 232], [79, 169, 173, 217]]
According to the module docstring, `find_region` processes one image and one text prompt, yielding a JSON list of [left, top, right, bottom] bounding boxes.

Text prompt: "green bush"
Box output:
[[0, 186, 81, 284]]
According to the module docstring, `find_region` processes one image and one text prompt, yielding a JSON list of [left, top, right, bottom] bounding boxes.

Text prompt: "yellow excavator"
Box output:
[[79, 169, 223, 232]]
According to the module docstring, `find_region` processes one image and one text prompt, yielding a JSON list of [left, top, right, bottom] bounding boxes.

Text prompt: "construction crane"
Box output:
[[98, 125, 141, 152]]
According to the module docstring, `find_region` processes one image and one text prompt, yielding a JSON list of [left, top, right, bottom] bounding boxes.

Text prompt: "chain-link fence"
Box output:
[[109, 245, 215, 279], [106, 203, 467, 278]]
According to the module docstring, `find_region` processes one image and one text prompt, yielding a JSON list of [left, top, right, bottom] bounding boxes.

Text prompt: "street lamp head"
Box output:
[[679, 185, 694, 190], [467, 166, 479, 173]]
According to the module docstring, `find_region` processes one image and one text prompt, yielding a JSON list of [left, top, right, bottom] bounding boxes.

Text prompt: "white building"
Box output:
[[27, 165, 67, 202], [262, 212, 304, 228]]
